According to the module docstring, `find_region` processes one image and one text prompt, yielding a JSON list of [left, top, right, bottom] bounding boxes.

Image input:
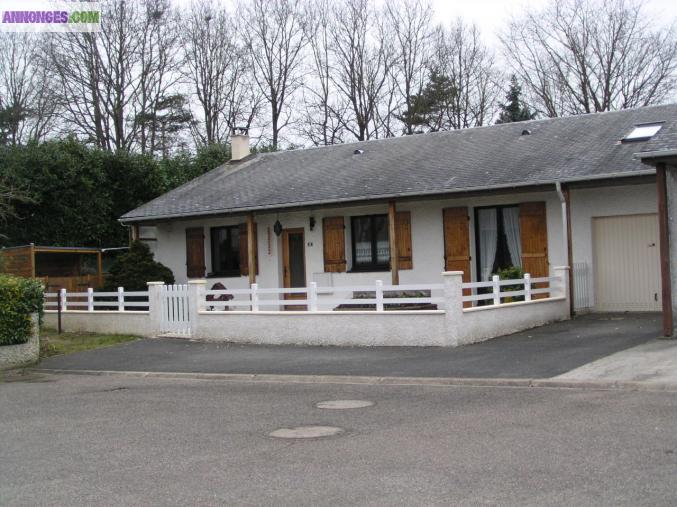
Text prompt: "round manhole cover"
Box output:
[[269, 426, 344, 439], [316, 400, 374, 410]]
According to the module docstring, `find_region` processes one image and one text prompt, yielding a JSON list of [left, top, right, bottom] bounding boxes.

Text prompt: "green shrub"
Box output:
[[0, 274, 43, 346], [495, 265, 524, 281], [104, 241, 174, 291], [494, 265, 525, 302]]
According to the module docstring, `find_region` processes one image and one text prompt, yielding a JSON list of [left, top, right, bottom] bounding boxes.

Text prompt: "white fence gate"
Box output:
[[160, 284, 191, 336]]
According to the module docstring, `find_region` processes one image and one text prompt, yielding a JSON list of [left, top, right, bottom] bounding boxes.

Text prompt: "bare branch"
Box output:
[[501, 0, 677, 116]]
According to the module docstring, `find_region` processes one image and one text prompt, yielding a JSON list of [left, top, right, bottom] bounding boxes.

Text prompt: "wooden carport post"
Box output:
[[247, 213, 256, 286], [656, 162, 673, 337], [29, 243, 36, 277], [388, 201, 399, 286], [97, 250, 103, 288]]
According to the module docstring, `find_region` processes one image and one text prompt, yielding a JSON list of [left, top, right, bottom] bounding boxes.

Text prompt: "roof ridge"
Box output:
[[261, 103, 677, 156]]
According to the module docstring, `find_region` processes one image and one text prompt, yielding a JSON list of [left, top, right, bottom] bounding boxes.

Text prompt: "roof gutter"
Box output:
[[635, 149, 677, 160]]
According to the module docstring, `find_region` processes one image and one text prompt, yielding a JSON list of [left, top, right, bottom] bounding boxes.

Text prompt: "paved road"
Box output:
[[1, 373, 676, 506], [38, 313, 661, 379]]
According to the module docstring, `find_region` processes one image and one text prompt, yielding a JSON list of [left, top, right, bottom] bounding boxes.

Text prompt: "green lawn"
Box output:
[[39, 328, 138, 358]]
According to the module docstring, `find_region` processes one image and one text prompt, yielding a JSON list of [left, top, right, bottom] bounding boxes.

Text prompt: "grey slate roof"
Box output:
[[637, 117, 677, 159], [122, 104, 677, 223]]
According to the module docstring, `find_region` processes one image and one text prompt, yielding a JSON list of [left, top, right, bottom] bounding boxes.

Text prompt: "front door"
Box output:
[[282, 228, 307, 309], [185, 227, 205, 278], [443, 207, 472, 307]]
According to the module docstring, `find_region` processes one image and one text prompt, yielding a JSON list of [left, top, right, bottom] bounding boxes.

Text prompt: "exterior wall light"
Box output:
[[273, 220, 283, 236]]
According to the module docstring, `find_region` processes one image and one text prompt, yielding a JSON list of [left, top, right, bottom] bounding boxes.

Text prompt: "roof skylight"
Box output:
[[622, 122, 663, 142]]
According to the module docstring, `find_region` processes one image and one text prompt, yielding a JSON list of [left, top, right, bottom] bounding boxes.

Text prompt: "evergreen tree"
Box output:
[[0, 104, 28, 146], [496, 75, 536, 124], [398, 70, 457, 133], [104, 241, 174, 291]]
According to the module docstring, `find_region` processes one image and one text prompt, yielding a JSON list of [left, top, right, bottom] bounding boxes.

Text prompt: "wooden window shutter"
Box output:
[[238, 223, 259, 276], [395, 211, 413, 269], [322, 216, 346, 272], [185, 227, 205, 278], [519, 202, 548, 298], [443, 207, 471, 308]]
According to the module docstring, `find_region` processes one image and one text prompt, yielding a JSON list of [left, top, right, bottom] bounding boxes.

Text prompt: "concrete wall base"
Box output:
[[460, 298, 569, 345], [0, 315, 39, 371], [195, 311, 448, 347]]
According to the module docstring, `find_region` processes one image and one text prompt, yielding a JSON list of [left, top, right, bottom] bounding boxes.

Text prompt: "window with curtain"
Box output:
[[475, 206, 521, 280], [210, 226, 240, 276], [351, 214, 390, 271]]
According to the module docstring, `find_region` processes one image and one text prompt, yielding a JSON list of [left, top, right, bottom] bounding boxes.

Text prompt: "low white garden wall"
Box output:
[[195, 310, 447, 346], [40, 267, 571, 347], [0, 315, 39, 371], [43, 311, 154, 337], [459, 297, 568, 345]]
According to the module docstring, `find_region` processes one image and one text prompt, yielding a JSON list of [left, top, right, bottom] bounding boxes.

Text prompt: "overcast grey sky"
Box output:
[[173, 0, 677, 45], [431, 0, 677, 46]]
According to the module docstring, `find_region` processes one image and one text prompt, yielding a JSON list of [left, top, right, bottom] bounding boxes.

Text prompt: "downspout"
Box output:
[[555, 182, 574, 316]]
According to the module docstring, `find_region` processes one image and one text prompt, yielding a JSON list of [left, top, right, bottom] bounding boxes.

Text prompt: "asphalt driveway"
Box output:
[[36, 313, 662, 379]]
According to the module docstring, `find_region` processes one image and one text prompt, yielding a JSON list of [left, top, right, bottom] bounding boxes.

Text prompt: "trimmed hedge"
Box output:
[[0, 275, 43, 346]]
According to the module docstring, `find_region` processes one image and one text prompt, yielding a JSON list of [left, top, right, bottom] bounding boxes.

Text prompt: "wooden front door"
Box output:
[[185, 227, 205, 278], [519, 202, 548, 299], [282, 228, 307, 309], [443, 207, 472, 307]]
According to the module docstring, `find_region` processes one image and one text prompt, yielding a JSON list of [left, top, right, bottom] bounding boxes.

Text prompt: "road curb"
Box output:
[[32, 368, 677, 392]]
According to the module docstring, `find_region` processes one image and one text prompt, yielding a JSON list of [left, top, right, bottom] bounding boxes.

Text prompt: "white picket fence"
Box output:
[[159, 284, 190, 336], [42, 269, 569, 345], [43, 288, 149, 311], [204, 281, 445, 312], [43, 275, 558, 316], [461, 273, 558, 304]]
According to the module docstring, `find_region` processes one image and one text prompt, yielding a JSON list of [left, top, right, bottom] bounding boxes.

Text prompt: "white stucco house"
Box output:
[[120, 104, 677, 338]]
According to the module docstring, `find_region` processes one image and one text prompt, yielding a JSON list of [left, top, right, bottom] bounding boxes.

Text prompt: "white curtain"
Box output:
[[478, 208, 498, 281], [503, 207, 522, 268]]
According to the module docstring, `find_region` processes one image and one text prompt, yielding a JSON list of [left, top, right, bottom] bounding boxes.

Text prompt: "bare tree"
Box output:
[[96, 0, 144, 150], [501, 0, 677, 116], [371, 72, 399, 138], [134, 0, 187, 156], [0, 179, 17, 226], [182, 0, 261, 148], [0, 176, 31, 240], [385, 0, 434, 135], [329, 0, 396, 141], [298, 0, 347, 146], [241, 0, 307, 150], [49, 0, 188, 152], [431, 20, 500, 129], [0, 34, 58, 144], [49, 0, 143, 151]]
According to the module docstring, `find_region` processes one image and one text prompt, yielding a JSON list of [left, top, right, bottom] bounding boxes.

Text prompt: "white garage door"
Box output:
[[593, 214, 661, 312]]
